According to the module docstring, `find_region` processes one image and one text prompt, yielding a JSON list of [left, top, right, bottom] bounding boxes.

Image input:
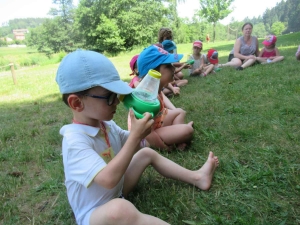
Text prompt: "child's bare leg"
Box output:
[[241, 58, 256, 69], [220, 58, 242, 67], [90, 198, 169, 225], [175, 79, 188, 87], [145, 131, 170, 151], [163, 108, 186, 125], [204, 64, 214, 75], [270, 56, 284, 63], [123, 149, 219, 195], [155, 124, 194, 145], [256, 57, 267, 64], [175, 71, 184, 79], [162, 88, 172, 96]]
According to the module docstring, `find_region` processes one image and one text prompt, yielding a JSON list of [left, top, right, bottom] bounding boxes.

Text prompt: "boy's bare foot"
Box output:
[[195, 151, 219, 190]]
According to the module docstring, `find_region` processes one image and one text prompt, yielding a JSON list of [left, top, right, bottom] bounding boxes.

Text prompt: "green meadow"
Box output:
[[0, 32, 300, 225]]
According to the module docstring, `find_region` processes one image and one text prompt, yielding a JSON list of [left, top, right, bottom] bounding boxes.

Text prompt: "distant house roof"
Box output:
[[12, 29, 29, 40]]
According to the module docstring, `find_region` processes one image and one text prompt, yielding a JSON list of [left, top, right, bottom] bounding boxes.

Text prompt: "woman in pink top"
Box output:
[[256, 35, 284, 64]]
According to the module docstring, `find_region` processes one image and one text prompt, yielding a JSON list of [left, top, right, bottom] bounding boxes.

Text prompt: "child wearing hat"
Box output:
[[137, 45, 194, 151], [56, 49, 219, 225], [256, 35, 284, 64], [161, 40, 189, 88], [207, 49, 222, 72], [128, 53, 181, 98], [188, 41, 214, 77]]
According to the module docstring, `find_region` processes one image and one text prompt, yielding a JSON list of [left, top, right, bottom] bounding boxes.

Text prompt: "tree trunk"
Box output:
[[213, 22, 216, 43]]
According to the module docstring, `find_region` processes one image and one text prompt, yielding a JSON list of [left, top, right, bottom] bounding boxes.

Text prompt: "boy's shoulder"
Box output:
[[60, 121, 119, 137]]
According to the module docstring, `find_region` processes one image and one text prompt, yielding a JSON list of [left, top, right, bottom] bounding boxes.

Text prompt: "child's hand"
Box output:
[[129, 109, 153, 140], [173, 87, 180, 95]]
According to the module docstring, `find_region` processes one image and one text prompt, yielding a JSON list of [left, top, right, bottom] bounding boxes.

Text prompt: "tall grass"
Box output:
[[0, 32, 300, 225], [0, 47, 66, 71]]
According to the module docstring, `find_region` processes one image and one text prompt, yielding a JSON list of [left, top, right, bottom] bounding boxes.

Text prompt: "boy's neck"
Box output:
[[72, 117, 101, 128]]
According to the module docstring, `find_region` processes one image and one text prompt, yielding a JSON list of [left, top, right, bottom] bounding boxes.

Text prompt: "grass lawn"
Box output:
[[0, 32, 300, 225]]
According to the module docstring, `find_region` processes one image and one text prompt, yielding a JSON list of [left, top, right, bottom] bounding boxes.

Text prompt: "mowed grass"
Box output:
[[0, 32, 300, 225]]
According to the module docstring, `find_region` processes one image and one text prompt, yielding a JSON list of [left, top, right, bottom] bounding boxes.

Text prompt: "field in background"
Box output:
[[0, 32, 300, 224]]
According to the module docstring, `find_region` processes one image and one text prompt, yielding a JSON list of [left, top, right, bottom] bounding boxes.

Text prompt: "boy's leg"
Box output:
[[90, 198, 169, 225], [123, 148, 219, 195]]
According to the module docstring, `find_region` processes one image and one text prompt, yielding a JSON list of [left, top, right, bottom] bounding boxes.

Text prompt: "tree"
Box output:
[[198, 0, 234, 42], [27, 0, 82, 54], [252, 22, 267, 38], [271, 21, 286, 36], [75, 0, 169, 53]]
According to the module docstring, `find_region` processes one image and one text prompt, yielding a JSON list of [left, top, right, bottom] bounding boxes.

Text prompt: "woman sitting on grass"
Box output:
[[219, 22, 259, 71]]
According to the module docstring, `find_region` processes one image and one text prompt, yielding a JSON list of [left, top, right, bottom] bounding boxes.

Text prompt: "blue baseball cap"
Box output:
[[137, 45, 183, 78], [161, 40, 177, 53], [56, 49, 133, 95]]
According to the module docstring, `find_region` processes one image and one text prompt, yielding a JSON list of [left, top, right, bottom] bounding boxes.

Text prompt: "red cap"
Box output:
[[207, 49, 218, 64], [193, 40, 202, 48], [262, 35, 277, 46], [129, 54, 139, 76]]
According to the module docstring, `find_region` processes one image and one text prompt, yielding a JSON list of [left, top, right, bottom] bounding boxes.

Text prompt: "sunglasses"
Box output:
[[84, 92, 118, 106]]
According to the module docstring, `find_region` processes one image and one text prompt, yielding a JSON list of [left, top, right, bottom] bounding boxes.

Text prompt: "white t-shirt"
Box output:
[[59, 121, 130, 225], [188, 54, 206, 75]]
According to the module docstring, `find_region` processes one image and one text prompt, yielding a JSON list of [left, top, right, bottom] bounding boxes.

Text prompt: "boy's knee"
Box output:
[[139, 147, 158, 158], [105, 199, 139, 223]]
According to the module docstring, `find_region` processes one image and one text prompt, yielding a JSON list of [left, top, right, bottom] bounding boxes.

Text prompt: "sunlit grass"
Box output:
[[0, 32, 300, 224]]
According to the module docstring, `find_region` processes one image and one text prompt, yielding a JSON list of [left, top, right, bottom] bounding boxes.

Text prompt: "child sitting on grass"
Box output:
[[256, 35, 284, 64], [128, 54, 180, 97], [136, 45, 194, 151], [162, 40, 189, 88], [189, 41, 214, 77], [56, 49, 219, 225]]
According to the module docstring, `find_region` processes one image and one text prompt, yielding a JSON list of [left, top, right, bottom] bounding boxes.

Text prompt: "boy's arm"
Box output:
[[93, 111, 153, 189]]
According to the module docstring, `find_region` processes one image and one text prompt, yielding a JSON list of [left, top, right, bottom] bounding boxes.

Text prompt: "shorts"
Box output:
[[228, 53, 234, 62]]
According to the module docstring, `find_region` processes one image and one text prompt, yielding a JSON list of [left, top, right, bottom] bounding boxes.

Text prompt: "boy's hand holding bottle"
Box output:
[[129, 109, 153, 141]]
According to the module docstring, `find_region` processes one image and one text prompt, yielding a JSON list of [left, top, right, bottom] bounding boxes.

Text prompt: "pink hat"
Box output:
[[129, 54, 139, 76], [262, 35, 277, 46], [193, 40, 203, 48]]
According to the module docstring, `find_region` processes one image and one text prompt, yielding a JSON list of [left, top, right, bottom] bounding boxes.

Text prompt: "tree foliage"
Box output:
[[271, 21, 286, 36], [3, 0, 299, 55], [74, 0, 169, 54], [198, 0, 234, 42]]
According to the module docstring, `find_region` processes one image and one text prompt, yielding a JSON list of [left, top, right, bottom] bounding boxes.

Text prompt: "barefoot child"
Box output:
[[189, 41, 214, 77], [256, 35, 284, 64], [56, 49, 219, 225], [137, 45, 194, 151]]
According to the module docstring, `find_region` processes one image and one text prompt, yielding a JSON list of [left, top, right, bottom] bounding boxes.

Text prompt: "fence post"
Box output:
[[9, 63, 17, 85]]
